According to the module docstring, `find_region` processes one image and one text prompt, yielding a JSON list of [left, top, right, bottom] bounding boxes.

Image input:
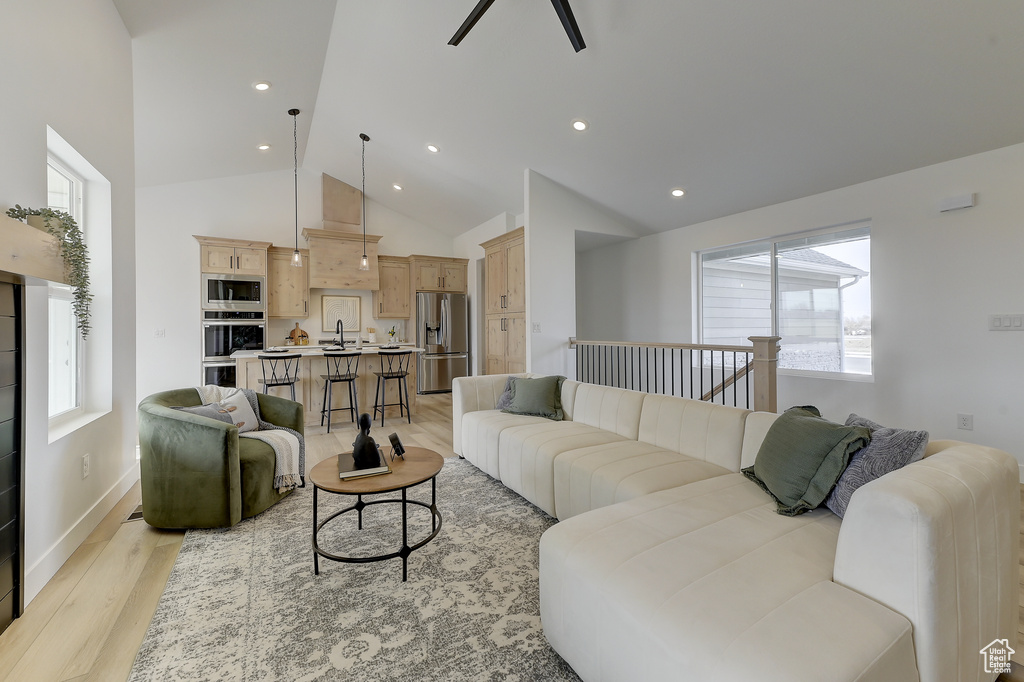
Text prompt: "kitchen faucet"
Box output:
[[335, 318, 346, 349]]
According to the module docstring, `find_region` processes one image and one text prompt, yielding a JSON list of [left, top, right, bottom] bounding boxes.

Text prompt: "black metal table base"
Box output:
[[313, 477, 442, 581]]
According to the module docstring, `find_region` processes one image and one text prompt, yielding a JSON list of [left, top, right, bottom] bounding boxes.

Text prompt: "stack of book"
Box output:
[[337, 447, 391, 480]]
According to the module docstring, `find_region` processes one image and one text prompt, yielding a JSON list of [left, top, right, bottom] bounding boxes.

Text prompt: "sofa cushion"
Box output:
[[460, 409, 552, 479], [540, 474, 848, 681], [569, 383, 646, 440], [637, 394, 750, 472], [497, 421, 628, 516], [824, 414, 929, 518], [502, 375, 566, 420], [553, 440, 732, 519], [743, 406, 870, 516], [740, 411, 779, 469]]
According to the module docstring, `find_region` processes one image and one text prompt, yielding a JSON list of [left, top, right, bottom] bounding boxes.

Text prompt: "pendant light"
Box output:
[[359, 132, 370, 271], [289, 108, 302, 268]]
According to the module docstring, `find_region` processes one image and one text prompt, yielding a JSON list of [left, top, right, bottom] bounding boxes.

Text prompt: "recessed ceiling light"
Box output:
[[393, 184, 403, 191], [671, 188, 686, 197], [426, 144, 440, 153], [571, 119, 588, 131], [253, 81, 271, 91], [257, 144, 271, 151]]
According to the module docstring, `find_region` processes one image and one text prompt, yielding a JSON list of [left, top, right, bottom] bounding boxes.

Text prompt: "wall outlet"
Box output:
[[82, 453, 91, 479], [957, 413, 974, 431], [154, 328, 166, 338], [532, 323, 541, 333]]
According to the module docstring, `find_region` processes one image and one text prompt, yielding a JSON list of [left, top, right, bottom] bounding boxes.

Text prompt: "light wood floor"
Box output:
[[1, 393, 1022, 681], [0, 394, 456, 682]]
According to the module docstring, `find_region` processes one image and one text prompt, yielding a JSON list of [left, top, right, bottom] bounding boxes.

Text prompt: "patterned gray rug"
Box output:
[[129, 458, 581, 681]]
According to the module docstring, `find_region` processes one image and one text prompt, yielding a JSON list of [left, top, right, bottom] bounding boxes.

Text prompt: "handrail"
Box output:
[[568, 336, 780, 412], [569, 338, 755, 354], [701, 361, 751, 402]]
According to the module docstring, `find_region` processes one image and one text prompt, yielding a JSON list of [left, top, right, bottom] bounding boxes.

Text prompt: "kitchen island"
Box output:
[[232, 344, 423, 427]]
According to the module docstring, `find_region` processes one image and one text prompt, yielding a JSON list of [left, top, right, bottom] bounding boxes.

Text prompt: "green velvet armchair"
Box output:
[[138, 388, 304, 529]]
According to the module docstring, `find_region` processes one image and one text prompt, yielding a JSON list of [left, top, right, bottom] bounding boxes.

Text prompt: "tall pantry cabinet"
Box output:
[[481, 228, 526, 374]]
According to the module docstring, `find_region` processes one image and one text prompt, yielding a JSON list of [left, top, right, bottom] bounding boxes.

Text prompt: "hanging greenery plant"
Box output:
[[5, 204, 93, 339]]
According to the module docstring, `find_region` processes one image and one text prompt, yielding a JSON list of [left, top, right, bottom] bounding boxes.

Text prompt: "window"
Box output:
[[699, 223, 871, 376], [47, 156, 84, 419]]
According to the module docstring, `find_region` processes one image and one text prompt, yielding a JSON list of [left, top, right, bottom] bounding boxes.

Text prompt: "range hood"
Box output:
[[302, 228, 383, 290]]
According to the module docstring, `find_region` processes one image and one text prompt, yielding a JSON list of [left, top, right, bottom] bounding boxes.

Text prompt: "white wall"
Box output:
[[525, 171, 641, 376], [577, 143, 1024, 480], [0, 0, 138, 603], [135, 168, 455, 402], [454, 212, 517, 376]]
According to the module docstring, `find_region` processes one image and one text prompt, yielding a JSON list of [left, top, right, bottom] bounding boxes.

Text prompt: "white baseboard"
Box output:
[[24, 463, 141, 605]]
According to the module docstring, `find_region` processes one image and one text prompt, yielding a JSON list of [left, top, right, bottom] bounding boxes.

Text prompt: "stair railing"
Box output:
[[567, 336, 780, 412]]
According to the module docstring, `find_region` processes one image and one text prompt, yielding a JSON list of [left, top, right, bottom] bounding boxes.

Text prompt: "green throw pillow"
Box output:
[[742, 406, 870, 516], [501, 375, 566, 421]]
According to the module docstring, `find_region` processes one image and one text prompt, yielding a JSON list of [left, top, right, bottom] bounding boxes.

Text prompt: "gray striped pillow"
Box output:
[[825, 414, 929, 518]]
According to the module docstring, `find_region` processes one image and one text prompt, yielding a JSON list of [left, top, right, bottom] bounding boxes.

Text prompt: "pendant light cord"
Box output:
[[361, 134, 367, 258], [293, 111, 299, 252]]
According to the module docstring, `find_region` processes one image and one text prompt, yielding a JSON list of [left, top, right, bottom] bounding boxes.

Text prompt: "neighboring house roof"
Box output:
[[708, 248, 868, 280]]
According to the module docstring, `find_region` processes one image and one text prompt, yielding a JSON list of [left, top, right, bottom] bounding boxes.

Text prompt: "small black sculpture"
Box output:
[[351, 413, 380, 469]]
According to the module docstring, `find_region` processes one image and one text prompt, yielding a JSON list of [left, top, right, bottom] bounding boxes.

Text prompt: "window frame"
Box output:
[[46, 155, 86, 423], [697, 221, 872, 380]]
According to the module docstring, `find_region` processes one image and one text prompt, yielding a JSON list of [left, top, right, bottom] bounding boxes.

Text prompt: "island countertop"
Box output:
[[230, 344, 424, 360], [231, 344, 423, 427]]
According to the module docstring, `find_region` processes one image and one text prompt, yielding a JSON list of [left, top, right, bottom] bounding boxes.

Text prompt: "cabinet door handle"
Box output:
[[230, 255, 234, 270]]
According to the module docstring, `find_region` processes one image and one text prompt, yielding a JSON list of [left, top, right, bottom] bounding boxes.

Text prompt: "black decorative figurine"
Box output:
[[351, 413, 380, 469]]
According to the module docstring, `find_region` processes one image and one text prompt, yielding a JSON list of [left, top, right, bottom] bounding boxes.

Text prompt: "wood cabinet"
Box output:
[[194, 236, 270, 276], [481, 228, 527, 374], [267, 246, 309, 318], [409, 256, 468, 293], [482, 227, 525, 315], [485, 312, 527, 375], [373, 256, 411, 319]]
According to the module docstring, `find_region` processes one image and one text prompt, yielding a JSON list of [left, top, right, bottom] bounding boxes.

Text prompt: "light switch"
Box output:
[[989, 314, 1024, 331]]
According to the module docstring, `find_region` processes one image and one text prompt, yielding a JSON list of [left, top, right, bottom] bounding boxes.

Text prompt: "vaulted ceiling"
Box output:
[[115, 0, 1024, 237]]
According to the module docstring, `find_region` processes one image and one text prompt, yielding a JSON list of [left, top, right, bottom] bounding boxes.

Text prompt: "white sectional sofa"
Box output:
[[452, 373, 1020, 682]]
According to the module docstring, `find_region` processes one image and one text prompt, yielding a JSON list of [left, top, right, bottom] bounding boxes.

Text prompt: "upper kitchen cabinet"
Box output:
[[194, 236, 271, 276], [409, 255, 468, 293], [302, 228, 382, 290], [481, 228, 525, 316], [373, 255, 411, 319], [267, 246, 309, 318]]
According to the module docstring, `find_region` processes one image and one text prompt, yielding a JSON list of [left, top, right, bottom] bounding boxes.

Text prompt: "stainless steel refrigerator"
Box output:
[[416, 292, 469, 393]]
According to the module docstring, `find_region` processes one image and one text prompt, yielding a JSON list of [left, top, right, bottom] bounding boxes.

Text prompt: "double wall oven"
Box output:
[[201, 275, 266, 387]]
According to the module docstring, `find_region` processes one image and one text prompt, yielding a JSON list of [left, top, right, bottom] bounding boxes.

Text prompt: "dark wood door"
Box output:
[[0, 281, 22, 634]]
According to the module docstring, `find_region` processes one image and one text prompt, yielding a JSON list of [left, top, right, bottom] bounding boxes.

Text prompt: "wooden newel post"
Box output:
[[749, 336, 781, 413]]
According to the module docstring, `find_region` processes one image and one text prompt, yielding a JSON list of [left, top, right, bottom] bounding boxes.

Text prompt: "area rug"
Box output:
[[129, 458, 581, 681]]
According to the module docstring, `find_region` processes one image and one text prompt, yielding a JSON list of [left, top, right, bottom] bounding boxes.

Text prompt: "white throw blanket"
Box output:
[[195, 385, 304, 492]]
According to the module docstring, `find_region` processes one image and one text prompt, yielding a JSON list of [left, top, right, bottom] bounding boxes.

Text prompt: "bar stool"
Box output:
[[320, 351, 360, 433], [372, 350, 413, 427], [257, 353, 301, 401]]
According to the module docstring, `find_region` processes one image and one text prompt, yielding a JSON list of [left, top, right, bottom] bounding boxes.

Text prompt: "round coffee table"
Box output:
[[309, 446, 444, 581]]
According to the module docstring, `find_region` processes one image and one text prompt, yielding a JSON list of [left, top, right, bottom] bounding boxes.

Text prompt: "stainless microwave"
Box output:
[[201, 273, 265, 312]]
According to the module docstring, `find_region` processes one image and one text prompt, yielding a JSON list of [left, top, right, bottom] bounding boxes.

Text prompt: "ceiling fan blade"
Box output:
[[448, 0, 498, 46], [550, 0, 586, 52]]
